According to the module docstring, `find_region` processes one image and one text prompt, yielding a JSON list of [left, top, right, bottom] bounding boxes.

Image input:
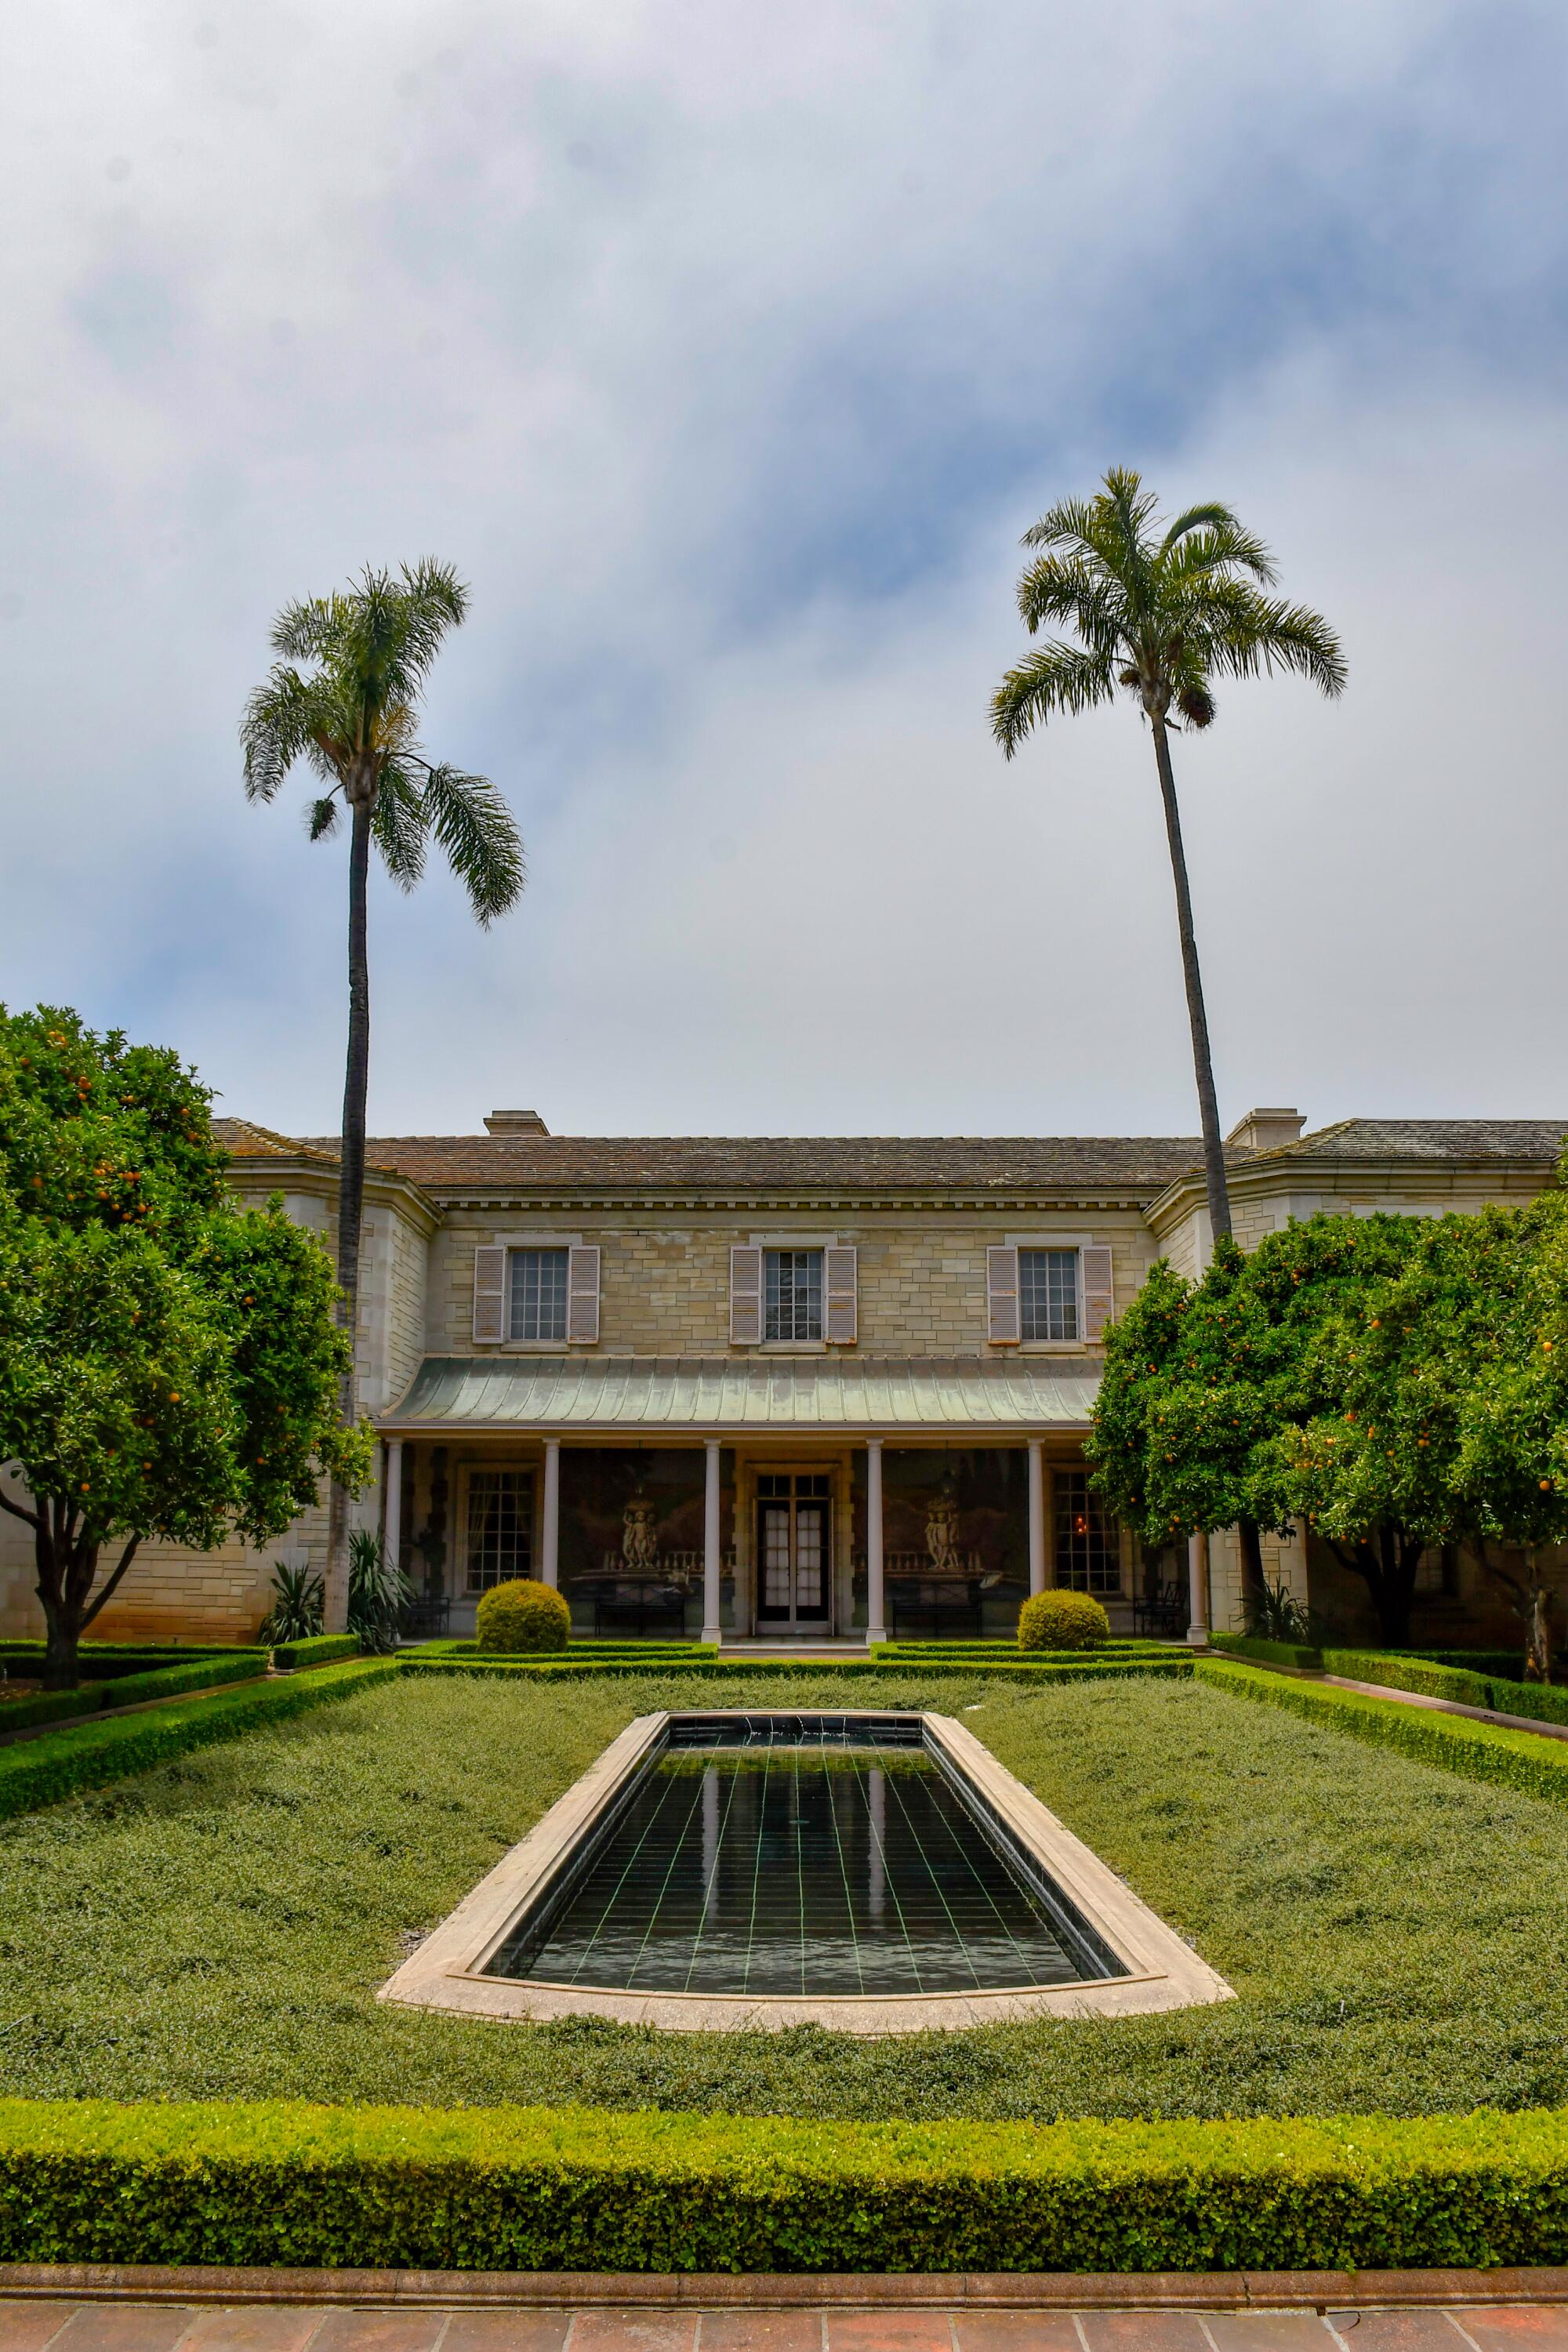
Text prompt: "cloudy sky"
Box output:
[[3, 1, 1566, 1142]]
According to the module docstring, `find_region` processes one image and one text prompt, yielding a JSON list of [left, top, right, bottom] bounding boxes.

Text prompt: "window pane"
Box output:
[[1020, 1248, 1079, 1342], [466, 1468, 534, 1592], [1053, 1468, 1119, 1594], [510, 1248, 569, 1342], [764, 1249, 823, 1342]]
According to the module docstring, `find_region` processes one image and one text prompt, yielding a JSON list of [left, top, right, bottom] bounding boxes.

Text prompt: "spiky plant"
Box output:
[[992, 469, 1345, 1241], [257, 1561, 325, 1644], [241, 563, 524, 1628], [347, 1526, 412, 1655]]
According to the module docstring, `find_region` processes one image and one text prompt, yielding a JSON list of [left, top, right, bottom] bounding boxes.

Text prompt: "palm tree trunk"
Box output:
[[1149, 714, 1232, 1243], [325, 793, 372, 1634]]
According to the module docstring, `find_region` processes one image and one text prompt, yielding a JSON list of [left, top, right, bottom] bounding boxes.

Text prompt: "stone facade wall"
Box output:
[[434, 1205, 1159, 1359]]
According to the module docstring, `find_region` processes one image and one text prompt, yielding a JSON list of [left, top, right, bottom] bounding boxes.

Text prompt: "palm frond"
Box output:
[[1203, 591, 1347, 697], [371, 764, 428, 891], [1014, 556, 1127, 655], [421, 765, 526, 924], [990, 642, 1117, 753], [1160, 517, 1276, 587], [240, 666, 318, 800], [306, 795, 341, 842]]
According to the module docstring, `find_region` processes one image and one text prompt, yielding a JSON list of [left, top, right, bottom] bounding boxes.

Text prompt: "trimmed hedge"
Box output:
[[1323, 1649, 1568, 1731], [1210, 1632, 1323, 1670], [271, 1633, 363, 1672], [1197, 1658, 1568, 1808], [1, 1650, 269, 1735], [0, 1660, 397, 1821], [2, 2096, 1568, 2271], [396, 1651, 1193, 1684]]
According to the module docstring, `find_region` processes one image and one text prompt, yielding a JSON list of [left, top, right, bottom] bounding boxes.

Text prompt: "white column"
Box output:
[[1187, 1529, 1210, 1646], [541, 1439, 561, 1588], [1027, 1440, 1046, 1597], [866, 1437, 886, 1646], [702, 1438, 723, 1646], [382, 1438, 403, 1572]]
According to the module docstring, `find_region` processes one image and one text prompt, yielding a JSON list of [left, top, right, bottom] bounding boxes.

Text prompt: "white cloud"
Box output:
[[2, 0, 1565, 1138]]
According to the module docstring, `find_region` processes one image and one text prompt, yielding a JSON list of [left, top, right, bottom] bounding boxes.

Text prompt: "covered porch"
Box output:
[[376, 1354, 1156, 1643]]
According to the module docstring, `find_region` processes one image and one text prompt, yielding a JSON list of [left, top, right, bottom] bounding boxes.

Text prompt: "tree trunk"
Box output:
[[1239, 1519, 1266, 1599], [1525, 1547, 1552, 1682], [1330, 1526, 1420, 1648], [325, 793, 373, 1635], [1149, 713, 1232, 1243]]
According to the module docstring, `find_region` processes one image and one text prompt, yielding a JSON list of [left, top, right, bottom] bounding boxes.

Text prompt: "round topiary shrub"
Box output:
[[474, 1577, 571, 1653], [1017, 1589, 1110, 1652]]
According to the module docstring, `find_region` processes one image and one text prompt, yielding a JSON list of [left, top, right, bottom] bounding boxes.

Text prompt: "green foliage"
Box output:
[[1196, 1658, 1568, 1809], [1210, 1632, 1323, 1670], [0, 1650, 267, 1732], [257, 1561, 324, 1644], [348, 1529, 411, 1655], [0, 1006, 369, 1685], [272, 1633, 362, 1671], [400, 1651, 1189, 1682], [1243, 1576, 1312, 1643], [1322, 1649, 1568, 1730], [990, 469, 1345, 753], [2, 2095, 1566, 2273], [0, 1659, 394, 1820], [241, 562, 524, 925], [1017, 1590, 1109, 1650], [474, 1577, 572, 1653]]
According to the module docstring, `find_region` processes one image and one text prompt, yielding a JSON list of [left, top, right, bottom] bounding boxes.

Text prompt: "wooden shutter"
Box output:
[[566, 1245, 601, 1344], [472, 1245, 507, 1343], [730, 1245, 764, 1344], [1081, 1244, 1115, 1341], [986, 1245, 1019, 1344], [825, 1244, 858, 1344]]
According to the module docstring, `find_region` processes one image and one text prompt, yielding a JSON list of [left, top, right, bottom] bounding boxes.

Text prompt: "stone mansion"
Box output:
[[2, 1105, 1563, 1650]]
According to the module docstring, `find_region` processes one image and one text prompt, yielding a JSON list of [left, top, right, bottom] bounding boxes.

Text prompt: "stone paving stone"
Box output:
[[822, 2315, 952, 2352], [47, 2310, 197, 2352], [1205, 2318, 1340, 2349], [306, 2315, 446, 2352], [0, 2307, 81, 2352], [568, 2318, 699, 2352], [1078, 2316, 1214, 2351], [180, 2310, 327, 2352], [441, 2314, 575, 2352], [1448, 2318, 1568, 2351], [1323, 2317, 1469, 2350], [952, 2314, 1084, 2350], [697, 2313, 823, 2352]]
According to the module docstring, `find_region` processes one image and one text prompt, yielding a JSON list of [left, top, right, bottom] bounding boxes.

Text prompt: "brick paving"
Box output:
[[8, 2304, 1568, 2351]]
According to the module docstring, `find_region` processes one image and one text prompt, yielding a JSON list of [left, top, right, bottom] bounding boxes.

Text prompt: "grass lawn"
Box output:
[[0, 1668, 1563, 2122]]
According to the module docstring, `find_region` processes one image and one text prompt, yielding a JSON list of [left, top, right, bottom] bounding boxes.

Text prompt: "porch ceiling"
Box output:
[[379, 1353, 1099, 1434]]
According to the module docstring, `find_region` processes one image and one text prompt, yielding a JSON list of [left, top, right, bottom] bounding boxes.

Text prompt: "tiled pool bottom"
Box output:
[[486, 1722, 1115, 1997]]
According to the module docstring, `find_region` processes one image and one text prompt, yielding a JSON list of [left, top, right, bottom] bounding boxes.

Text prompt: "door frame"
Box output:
[[747, 1457, 839, 1635]]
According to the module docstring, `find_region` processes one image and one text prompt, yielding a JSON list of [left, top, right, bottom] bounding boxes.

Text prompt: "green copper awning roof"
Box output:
[[380, 1355, 1099, 1435]]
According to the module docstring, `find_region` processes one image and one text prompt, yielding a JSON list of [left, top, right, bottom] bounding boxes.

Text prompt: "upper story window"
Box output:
[[510, 1247, 569, 1342], [765, 1248, 822, 1342], [1020, 1247, 1079, 1342]]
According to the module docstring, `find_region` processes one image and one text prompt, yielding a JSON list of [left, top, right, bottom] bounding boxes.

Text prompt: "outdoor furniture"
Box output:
[[590, 1581, 690, 1638], [888, 1577, 983, 1639], [1133, 1579, 1186, 1636], [399, 1591, 452, 1639]]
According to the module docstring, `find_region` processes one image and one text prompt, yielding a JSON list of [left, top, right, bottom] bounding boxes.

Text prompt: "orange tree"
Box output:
[[1089, 1214, 1427, 1636], [0, 1007, 368, 1687]]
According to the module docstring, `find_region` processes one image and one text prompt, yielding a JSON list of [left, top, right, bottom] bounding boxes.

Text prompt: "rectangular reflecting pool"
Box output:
[[485, 1712, 1120, 1997]]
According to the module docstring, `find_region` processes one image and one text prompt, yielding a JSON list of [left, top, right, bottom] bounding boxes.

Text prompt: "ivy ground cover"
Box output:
[[1, 1669, 1565, 2122]]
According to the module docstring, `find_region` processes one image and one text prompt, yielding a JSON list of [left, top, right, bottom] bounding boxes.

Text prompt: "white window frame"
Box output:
[[478, 1232, 590, 1352], [1004, 1232, 1093, 1352], [508, 1246, 571, 1345], [764, 1247, 825, 1345], [744, 1232, 841, 1352], [458, 1460, 537, 1593]]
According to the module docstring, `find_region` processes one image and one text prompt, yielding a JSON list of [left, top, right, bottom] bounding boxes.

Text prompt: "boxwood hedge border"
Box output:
[[1, 2099, 1566, 2274]]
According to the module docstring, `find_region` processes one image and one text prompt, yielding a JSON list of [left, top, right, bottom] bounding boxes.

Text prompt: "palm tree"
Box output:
[[241, 561, 524, 1627], [991, 469, 1344, 1242]]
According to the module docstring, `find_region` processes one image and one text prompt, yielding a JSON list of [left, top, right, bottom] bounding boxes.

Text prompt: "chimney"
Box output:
[[484, 1109, 550, 1136], [1225, 1107, 1305, 1153]]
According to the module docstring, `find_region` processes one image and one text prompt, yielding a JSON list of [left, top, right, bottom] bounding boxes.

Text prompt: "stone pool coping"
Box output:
[[378, 1709, 1233, 2034]]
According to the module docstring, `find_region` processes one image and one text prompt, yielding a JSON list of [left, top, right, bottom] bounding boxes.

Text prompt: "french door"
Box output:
[[756, 1472, 832, 1628]]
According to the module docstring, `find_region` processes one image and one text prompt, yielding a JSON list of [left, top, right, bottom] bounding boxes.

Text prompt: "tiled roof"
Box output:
[[212, 1117, 339, 1166], [297, 1134, 1209, 1190], [383, 1353, 1101, 1431], [1260, 1119, 1568, 1166]]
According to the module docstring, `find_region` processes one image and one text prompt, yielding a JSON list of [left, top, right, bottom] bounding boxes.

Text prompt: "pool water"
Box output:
[[486, 1720, 1116, 1997]]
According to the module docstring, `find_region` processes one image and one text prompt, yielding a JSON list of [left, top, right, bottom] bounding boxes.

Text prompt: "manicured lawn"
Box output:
[[0, 1668, 1563, 2121]]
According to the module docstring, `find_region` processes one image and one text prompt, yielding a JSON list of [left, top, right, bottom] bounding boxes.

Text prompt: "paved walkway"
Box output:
[[5, 2302, 1568, 2350]]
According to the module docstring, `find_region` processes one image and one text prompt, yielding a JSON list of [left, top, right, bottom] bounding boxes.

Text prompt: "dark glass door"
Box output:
[[756, 1472, 831, 1626]]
